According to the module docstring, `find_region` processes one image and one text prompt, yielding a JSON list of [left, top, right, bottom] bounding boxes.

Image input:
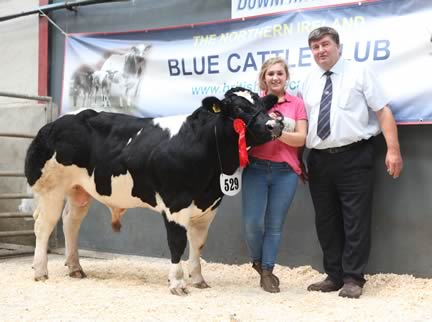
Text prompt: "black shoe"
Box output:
[[307, 278, 343, 292], [338, 282, 362, 299]]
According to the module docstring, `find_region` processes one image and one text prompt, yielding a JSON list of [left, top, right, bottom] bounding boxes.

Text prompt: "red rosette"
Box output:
[[233, 119, 249, 168]]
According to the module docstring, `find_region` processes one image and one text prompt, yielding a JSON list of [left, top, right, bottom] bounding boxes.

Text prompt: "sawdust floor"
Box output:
[[1, 252, 432, 322]]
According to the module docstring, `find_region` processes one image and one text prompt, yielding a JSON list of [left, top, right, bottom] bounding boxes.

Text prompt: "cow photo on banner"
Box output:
[[68, 41, 151, 114], [61, 0, 432, 123]]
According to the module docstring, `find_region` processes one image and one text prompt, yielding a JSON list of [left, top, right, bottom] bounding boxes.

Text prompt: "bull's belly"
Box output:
[[34, 156, 151, 209], [33, 156, 221, 227], [85, 171, 150, 209]]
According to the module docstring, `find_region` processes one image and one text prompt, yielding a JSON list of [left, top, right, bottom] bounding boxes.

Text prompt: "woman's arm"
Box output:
[[277, 119, 307, 147]]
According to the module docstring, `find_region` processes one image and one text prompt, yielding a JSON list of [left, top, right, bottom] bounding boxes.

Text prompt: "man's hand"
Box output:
[[386, 148, 403, 179], [299, 160, 309, 184], [376, 106, 403, 179]]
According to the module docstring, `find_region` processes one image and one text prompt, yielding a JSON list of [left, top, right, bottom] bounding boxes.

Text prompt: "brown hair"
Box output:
[[308, 26, 340, 48], [258, 57, 289, 92]]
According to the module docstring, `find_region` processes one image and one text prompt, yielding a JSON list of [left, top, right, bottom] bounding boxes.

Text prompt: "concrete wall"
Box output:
[[41, 0, 432, 277], [0, 0, 39, 103]]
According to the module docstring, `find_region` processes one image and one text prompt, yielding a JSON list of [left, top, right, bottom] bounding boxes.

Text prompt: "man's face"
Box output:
[[310, 35, 340, 71]]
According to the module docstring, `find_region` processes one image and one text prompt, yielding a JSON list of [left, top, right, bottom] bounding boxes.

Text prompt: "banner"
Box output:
[[61, 0, 432, 123], [231, 0, 377, 19]]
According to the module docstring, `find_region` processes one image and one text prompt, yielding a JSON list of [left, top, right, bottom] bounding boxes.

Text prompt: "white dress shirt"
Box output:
[[299, 57, 389, 149]]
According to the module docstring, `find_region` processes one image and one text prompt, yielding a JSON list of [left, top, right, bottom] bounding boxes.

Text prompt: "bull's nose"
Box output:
[[266, 120, 283, 138], [266, 123, 274, 130], [266, 120, 282, 130]]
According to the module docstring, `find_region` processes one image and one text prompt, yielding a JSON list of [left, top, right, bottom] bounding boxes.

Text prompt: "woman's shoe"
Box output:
[[252, 261, 280, 287], [261, 269, 280, 293]]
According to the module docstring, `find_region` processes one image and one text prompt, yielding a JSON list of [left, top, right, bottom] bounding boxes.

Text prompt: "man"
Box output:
[[298, 26, 403, 299]]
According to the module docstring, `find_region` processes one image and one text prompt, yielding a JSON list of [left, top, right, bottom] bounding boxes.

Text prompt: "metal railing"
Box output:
[[0, 136, 35, 238], [0, 92, 53, 240], [0, 91, 54, 123], [0, 212, 32, 219]]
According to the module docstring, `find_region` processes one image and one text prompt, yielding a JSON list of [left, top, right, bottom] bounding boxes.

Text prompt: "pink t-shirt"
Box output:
[[250, 93, 307, 175]]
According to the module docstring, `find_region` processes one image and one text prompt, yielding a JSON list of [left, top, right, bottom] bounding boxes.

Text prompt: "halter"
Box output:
[[203, 98, 283, 173], [244, 107, 284, 141]]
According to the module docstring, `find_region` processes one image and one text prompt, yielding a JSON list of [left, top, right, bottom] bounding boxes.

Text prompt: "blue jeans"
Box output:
[[242, 158, 298, 270]]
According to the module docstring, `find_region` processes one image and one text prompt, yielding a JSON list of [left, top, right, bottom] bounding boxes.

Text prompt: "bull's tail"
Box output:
[[24, 123, 56, 187], [18, 184, 37, 214]]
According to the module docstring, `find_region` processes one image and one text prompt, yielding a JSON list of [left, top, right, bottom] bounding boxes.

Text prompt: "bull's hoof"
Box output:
[[170, 287, 190, 296], [69, 269, 87, 278], [193, 281, 210, 289], [34, 274, 48, 281]]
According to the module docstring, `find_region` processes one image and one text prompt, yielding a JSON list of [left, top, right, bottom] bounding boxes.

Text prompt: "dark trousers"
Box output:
[[307, 140, 374, 287]]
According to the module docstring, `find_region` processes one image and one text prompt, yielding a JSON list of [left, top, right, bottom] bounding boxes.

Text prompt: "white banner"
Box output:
[[61, 0, 432, 123]]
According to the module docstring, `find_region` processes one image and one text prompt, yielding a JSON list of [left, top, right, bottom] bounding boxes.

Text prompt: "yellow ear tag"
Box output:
[[212, 104, 221, 113]]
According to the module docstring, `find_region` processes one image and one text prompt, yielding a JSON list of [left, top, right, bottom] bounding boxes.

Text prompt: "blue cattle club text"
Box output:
[[168, 40, 390, 76]]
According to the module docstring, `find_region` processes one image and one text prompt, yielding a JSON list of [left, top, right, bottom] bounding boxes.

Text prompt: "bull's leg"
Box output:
[[106, 94, 112, 108], [80, 91, 85, 108], [187, 209, 217, 288], [134, 78, 142, 97], [162, 213, 188, 296], [72, 92, 78, 107], [62, 186, 92, 278], [124, 85, 132, 107], [32, 191, 65, 281], [93, 87, 99, 104], [83, 92, 90, 107]]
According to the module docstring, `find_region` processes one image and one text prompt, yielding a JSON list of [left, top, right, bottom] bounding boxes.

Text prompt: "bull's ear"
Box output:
[[260, 94, 278, 111], [202, 97, 223, 114]]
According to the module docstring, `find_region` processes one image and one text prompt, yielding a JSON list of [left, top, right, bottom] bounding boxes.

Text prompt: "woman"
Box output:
[[242, 57, 307, 293]]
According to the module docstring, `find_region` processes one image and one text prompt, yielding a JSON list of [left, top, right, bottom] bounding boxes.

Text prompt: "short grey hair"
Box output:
[[308, 26, 340, 47]]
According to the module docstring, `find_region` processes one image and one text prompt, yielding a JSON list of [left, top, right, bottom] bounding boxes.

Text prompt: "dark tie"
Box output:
[[317, 71, 333, 140]]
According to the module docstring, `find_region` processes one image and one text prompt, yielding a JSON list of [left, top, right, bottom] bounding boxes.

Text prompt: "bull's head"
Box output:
[[219, 87, 283, 146], [130, 44, 151, 63]]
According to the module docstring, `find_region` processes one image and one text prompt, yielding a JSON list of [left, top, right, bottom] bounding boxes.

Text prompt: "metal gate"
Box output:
[[0, 91, 54, 258]]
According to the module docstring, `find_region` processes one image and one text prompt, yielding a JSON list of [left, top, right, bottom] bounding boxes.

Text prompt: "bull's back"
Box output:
[[24, 110, 163, 199], [25, 110, 97, 186]]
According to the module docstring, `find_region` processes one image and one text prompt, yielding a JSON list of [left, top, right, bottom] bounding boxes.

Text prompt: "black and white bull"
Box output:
[[24, 87, 283, 295]]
